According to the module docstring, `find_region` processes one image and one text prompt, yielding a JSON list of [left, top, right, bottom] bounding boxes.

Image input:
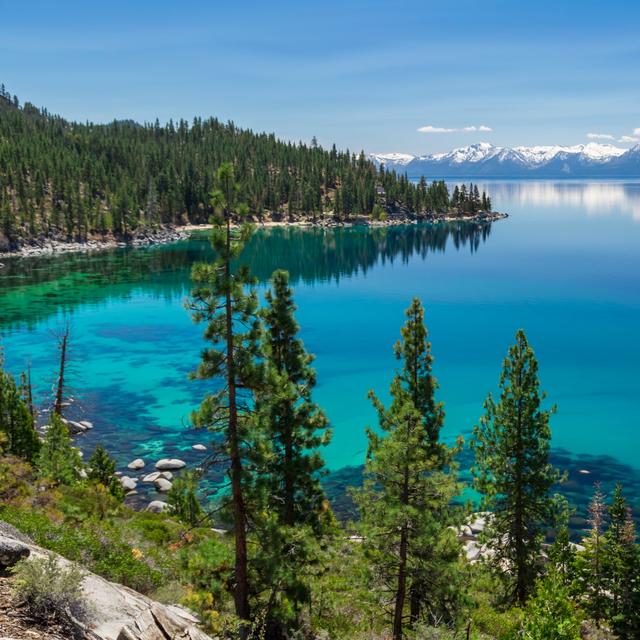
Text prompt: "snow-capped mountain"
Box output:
[[370, 142, 640, 177]]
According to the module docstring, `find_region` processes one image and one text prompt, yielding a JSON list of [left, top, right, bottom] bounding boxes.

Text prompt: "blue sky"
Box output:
[[1, 0, 639, 155]]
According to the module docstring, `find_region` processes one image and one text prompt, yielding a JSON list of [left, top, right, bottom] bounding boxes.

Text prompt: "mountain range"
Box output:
[[370, 142, 640, 178]]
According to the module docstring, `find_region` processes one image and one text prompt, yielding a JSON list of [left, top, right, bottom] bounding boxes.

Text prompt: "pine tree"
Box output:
[[250, 269, 332, 629], [394, 298, 444, 450], [86, 443, 123, 500], [0, 359, 40, 462], [186, 162, 262, 629], [87, 443, 116, 484], [547, 502, 575, 586], [356, 300, 462, 639], [36, 413, 82, 485], [168, 471, 204, 527], [604, 484, 640, 638], [257, 269, 331, 526], [574, 484, 609, 622], [470, 329, 563, 605]]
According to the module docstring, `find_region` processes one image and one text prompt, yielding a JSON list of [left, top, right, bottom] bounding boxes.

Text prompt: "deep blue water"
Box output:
[[1, 180, 639, 518]]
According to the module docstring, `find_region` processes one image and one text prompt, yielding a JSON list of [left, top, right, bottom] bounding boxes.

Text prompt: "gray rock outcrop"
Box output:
[[0, 535, 31, 570], [0, 520, 213, 640]]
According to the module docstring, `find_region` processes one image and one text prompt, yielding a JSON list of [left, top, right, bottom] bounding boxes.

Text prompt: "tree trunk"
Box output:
[[393, 463, 410, 640], [54, 324, 69, 416], [514, 388, 526, 605], [284, 424, 294, 526], [409, 581, 421, 625], [225, 216, 250, 627]]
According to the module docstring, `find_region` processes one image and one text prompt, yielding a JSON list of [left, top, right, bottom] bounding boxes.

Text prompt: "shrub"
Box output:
[[12, 553, 86, 626], [521, 571, 583, 640]]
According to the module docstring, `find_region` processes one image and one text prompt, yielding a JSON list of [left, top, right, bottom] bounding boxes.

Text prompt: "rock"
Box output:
[[579, 469, 591, 474], [464, 540, 481, 563], [146, 501, 169, 513], [0, 520, 214, 640], [141, 472, 161, 483], [160, 471, 173, 480], [79, 420, 94, 430], [154, 478, 172, 493], [468, 512, 491, 534], [192, 444, 207, 452], [0, 535, 30, 570], [155, 458, 186, 471], [120, 476, 137, 491], [127, 458, 145, 471], [66, 420, 89, 434], [79, 468, 88, 480]]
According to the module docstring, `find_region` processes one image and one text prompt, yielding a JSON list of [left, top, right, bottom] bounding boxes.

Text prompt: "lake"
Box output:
[[1, 180, 639, 521]]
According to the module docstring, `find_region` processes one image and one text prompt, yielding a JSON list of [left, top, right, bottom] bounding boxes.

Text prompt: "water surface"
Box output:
[[1, 180, 639, 518]]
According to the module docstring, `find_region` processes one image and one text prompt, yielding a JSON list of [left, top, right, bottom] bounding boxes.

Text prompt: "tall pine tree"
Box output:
[[250, 269, 332, 631], [187, 162, 262, 630], [356, 300, 461, 639], [470, 329, 562, 605]]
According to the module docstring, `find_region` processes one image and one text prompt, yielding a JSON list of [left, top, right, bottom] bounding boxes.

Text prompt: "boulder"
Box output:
[[120, 476, 137, 491], [192, 444, 207, 452], [0, 520, 214, 639], [127, 458, 145, 471], [0, 535, 30, 570], [467, 512, 491, 535], [155, 459, 186, 471], [160, 471, 173, 480], [66, 420, 89, 435], [464, 540, 481, 563], [154, 478, 172, 493], [141, 472, 161, 483], [79, 420, 94, 430], [146, 501, 169, 514]]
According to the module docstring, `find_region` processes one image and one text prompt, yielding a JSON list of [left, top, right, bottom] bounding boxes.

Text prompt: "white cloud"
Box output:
[[619, 135, 640, 143], [418, 124, 493, 134], [587, 132, 615, 140], [417, 125, 456, 133], [634, 128, 640, 136], [462, 125, 493, 132]]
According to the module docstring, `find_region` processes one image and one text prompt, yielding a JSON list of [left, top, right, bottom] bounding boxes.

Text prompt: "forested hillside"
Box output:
[[0, 87, 488, 250]]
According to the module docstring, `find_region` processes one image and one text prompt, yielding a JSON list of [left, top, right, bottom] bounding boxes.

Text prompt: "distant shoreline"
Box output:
[[0, 211, 507, 260]]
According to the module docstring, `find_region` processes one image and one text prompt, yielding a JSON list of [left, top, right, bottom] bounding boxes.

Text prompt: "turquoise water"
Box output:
[[1, 180, 640, 516]]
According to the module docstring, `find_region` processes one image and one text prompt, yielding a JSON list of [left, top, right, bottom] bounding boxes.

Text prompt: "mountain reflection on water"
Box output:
[[0, 221, 493, 329]]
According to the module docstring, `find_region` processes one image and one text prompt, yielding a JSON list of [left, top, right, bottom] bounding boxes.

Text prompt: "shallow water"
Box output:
[[1, 180, 639, 519]]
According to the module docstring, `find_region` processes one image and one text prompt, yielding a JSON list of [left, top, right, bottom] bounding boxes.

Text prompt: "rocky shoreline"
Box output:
[[0, 226, 190, 260], [0, 211, 507, 261]]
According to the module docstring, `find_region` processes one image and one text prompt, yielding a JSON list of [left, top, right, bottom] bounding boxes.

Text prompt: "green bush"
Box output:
[[12, 553, 86, 626], [521, 571, 583, 640], [0, 504, 163, 593]]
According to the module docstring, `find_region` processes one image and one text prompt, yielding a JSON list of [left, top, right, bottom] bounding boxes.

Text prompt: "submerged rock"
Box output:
[[154, 478, 172, 493], [155, 458, 186, 471], [120, 476, 138, 491], [127, 458, 145, 470], [192, 444, 207, 452], [142, 472, 161, 483]]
